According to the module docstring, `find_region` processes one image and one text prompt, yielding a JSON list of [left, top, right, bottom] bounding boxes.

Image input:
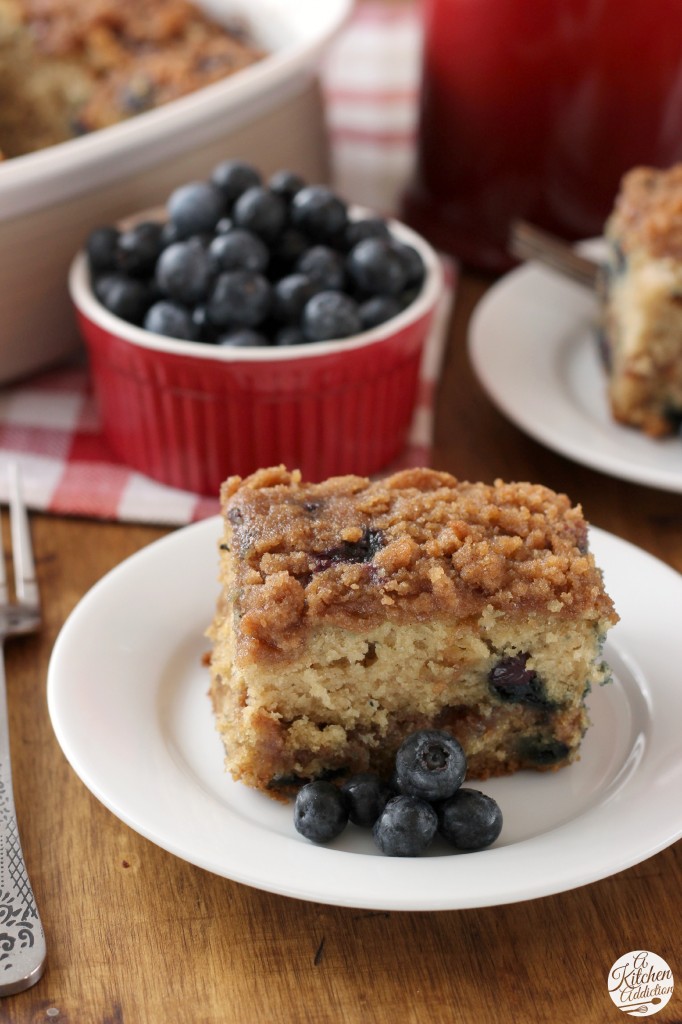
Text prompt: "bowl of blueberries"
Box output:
[[69, 159, 443, 495]]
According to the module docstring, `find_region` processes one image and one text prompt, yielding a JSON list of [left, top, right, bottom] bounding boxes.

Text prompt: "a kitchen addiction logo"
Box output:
[[608, 950, 674, 1016]]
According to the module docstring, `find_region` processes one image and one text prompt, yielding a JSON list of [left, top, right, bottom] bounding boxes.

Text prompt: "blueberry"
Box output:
[[391, 241, 425, 289], [167, 181, 226, 238], [155, 238, 213, 305], [302, 291, 361, 342], [437, 789, 503, 851], [358, 295, 401, 330], [296, 246, 346, 291], [96, 274, 153, 325], [191, 304, 217, 342], [269, 228, 309, 275], [160, 220, 181, 248], [210, 159, 262, 205], [272, 273, 318, 323], [341, 773, 393, 827], [273, 325, 307, 346], [232, 186, 287, 241], [518, 737, 570, 766], [144, 300, 197, 340], [115, 221, 164, 277], [488, 654, 553, 708], [344, 217, 391, 250], [208, 270, 272, 327], [208, 229, 269, 274], [217, 328, 269, 348], [395, 730, 466, 802], [93, 273, 118, 304], [268, 169, 306, 202], [291, 185, 348, 240], [372, 795, 437, 857], [293, 781, 349, 843], [215, 216, 234, 235], [315, 526, 384, 568], [347, 237, 409, 296], [86, 226, 120, 273]]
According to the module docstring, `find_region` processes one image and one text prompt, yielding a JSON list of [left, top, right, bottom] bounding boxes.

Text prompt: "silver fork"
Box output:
[[0, 465, 46, 995], [508, 219, 604, 290]]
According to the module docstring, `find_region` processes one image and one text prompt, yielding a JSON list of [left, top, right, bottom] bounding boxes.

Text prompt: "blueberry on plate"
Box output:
[[372, 795, 438, 857], [207, 270, 272, 328], [301, 291, 361, 342], [167, 181, 226, 238], [155, 238, 213, 306], [395, 729, 466, 802], [437, 789, 503, 851], [294, 781, 349, 844], [210, 159, 262, 206], [144, 300, 197, 340], [341, 772, 393, 827], [231, 186, 287, 241], [290, 185, 348, 240]]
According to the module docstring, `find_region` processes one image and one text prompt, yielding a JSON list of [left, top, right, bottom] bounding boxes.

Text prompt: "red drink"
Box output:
[[403, 0, 682, 270]]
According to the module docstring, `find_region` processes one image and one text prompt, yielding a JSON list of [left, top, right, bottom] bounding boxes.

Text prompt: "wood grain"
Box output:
[[2, 273, 681, 1024]]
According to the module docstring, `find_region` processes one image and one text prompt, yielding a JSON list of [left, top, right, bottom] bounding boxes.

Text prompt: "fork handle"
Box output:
[[0, 646, 46, 995]]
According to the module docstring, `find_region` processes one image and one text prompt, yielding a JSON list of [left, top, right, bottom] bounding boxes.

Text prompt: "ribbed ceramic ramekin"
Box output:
[[69, 214, 443, 495]]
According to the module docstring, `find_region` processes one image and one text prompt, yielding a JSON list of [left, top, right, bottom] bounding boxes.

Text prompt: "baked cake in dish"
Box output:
[[208, 466, 618, 797], [0, 0, 264, 159], [602, 164, 682, 436]]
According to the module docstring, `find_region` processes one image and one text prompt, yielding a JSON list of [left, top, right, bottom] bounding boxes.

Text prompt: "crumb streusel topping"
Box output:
[[221, 467, 617, 662], [607, 165, 682, 260]]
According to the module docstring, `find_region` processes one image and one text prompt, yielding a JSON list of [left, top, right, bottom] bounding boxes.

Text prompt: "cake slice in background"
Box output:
[[601, 164, 682, 436]]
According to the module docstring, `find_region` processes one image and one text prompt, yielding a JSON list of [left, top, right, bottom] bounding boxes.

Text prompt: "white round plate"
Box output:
[[468, 240, 682, 493], [47, 517, 682, 911]]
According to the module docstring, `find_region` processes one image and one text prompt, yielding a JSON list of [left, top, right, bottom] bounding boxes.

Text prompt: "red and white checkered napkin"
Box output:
[[0, 1, 454, 526]]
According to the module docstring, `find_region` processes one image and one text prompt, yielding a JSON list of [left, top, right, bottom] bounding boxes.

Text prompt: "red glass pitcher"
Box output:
[[403, 0, 682, 271]]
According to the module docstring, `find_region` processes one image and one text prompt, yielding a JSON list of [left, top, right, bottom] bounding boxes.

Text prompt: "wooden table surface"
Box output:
[[3, 272, 681, 1024]]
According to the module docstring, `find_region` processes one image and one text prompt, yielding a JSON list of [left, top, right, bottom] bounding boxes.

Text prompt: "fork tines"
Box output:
[[7, 464, 39, 611]]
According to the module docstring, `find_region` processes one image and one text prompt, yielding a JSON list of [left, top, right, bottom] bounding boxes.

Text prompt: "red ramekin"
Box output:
[[69, 212, 443, 495]]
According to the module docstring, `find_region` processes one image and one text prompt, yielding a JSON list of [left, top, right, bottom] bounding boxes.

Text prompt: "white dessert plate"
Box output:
[[468, 240, 682, 494], [47, 517, 682, 911]]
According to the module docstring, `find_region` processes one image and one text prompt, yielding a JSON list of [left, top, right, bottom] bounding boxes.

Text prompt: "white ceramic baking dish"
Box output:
[[0, 0, 351, 384]]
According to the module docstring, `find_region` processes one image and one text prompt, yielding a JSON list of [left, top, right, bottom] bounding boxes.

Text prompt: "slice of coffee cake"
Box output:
[[602, 164, 682, 436], [208, 466, 617, 797]]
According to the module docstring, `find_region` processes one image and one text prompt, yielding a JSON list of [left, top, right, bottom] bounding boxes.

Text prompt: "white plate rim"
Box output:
[[468, 241, 682, 494], [47, 516, 682, 911]]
